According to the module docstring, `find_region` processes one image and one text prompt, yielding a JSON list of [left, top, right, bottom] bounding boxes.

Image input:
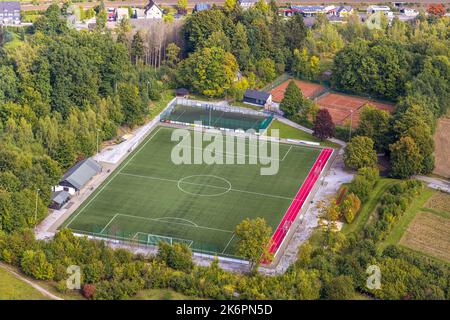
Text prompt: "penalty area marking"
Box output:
[[114, 213, 234, 234], [222, 233, 236, 254]]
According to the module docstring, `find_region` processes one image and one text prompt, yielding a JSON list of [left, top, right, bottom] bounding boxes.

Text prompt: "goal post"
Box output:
[[134, 232, 194, 248], [147, 233, 173, 245]]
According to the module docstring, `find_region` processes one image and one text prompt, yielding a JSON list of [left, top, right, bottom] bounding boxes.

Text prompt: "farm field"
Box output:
[[382, 189, 450, 263], [62, 126, 330, 258], [399, 211, 450, 263]]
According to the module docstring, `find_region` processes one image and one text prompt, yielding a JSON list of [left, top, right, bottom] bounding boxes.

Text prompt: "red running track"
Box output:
[[269, 148, 333, 255]]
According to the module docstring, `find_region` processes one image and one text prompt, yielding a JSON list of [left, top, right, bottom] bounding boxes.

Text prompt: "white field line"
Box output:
[[174, 109, 187, 121], [186, 144, 290, 162], [134, 231, 195, 247], [155, 217, 199, 227], [211, 111, 225, 126], [281, 145, 292, 162], [100, 213, 119, 234], [116, 213, 234, 234], [119, 172, 293, 201], [64, 127, 164, 228], [222, 233, 236, 254]]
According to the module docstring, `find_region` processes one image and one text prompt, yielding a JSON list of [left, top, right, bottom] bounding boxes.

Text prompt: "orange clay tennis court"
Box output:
[[316, 93, 395, 127], [271, 79, 327, 102]]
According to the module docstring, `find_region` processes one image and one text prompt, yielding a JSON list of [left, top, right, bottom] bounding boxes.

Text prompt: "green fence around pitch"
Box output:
[[161, 104, 272, 132]]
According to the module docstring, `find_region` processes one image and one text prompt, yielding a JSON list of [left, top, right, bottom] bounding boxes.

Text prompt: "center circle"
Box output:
[[177, 175, 232, 197]]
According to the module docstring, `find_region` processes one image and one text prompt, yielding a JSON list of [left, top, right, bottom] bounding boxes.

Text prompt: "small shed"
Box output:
[[243, 89, 272, 107], [53, 158, 102, 195], [50, 191, 71, 210], [176, 88, 189, 97]]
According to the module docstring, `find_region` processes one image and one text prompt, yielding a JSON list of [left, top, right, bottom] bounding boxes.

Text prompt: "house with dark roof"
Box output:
[[50, 191, 71, 210], [336, 6, 353, 17], [193, 3, 211, 12], [239, 0, 258, 10], [291, 5, 335, 17], [0, 2, 21, 25], [53, 158, 102, 195], [144, 0, 163, 19], [243, 89, 272, 107]]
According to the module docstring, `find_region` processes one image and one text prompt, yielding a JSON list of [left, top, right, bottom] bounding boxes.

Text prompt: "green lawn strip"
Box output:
[[341, 179, 397, 236], [398, 244, 450, 265], [34, 280, 84, 300], [266, 119, 340, 149], [229, 101, 262, 111], [148, 90, 175, 119], [0, 266, 49, 300], [132, 288, 199, 300], [420, 207, 450, 219], [341, 179, 394, 235], [378, 187, 435, 251]]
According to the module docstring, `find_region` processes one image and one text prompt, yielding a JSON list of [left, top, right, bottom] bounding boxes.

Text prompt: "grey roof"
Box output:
[[0, 2, 20, 11], [337, 6, 352, 13], [51, 191, 70, 205], [244, 89, 271, 102], [144, 0, 162, 13], [194, 3, 211, 11], [61, 158, 102, 190]]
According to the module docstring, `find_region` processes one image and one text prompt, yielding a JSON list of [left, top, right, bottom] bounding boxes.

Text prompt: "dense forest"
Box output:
[[0, 2, 449, 300]]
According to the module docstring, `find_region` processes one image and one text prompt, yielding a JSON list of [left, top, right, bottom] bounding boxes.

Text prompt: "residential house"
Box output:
[[107, 7, 116, 21], [400, 7, 418, 16], [278, 8, 294, 17], [53, 158, 102, 195], [239, 0, 258, 10], [291, 5, 336, 17], [336, 6, 353, 17], [0, 1, 21, 25], [193, 3, 211, 12], [367, 5, 393, 17], [116, 8, 129, 21], [144, 0, 163, 19], [132, 8, 147, 19], [243, 90, 272, 107]]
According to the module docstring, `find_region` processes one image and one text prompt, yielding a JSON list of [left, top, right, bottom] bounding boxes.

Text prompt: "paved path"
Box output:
[[414, 175, 450, 193], [0, 263, 63, 300]]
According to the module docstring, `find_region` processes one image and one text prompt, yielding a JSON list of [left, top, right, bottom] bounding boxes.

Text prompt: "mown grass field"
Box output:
[[62, 126, 321, 257], [0, 266, 49, 300], [266, 120, 341, 149]]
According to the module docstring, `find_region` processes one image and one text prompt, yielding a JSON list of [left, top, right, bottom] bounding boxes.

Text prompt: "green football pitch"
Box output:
[[161, 104, 272, 131], [62, 126, 321, 257]]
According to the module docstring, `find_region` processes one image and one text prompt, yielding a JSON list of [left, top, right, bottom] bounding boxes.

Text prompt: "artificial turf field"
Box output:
[[62, 126, 322, 257], [161, 104, 272, 131]]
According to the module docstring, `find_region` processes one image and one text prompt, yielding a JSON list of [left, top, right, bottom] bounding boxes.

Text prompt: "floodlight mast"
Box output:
[[35, 188, 41, 231]]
